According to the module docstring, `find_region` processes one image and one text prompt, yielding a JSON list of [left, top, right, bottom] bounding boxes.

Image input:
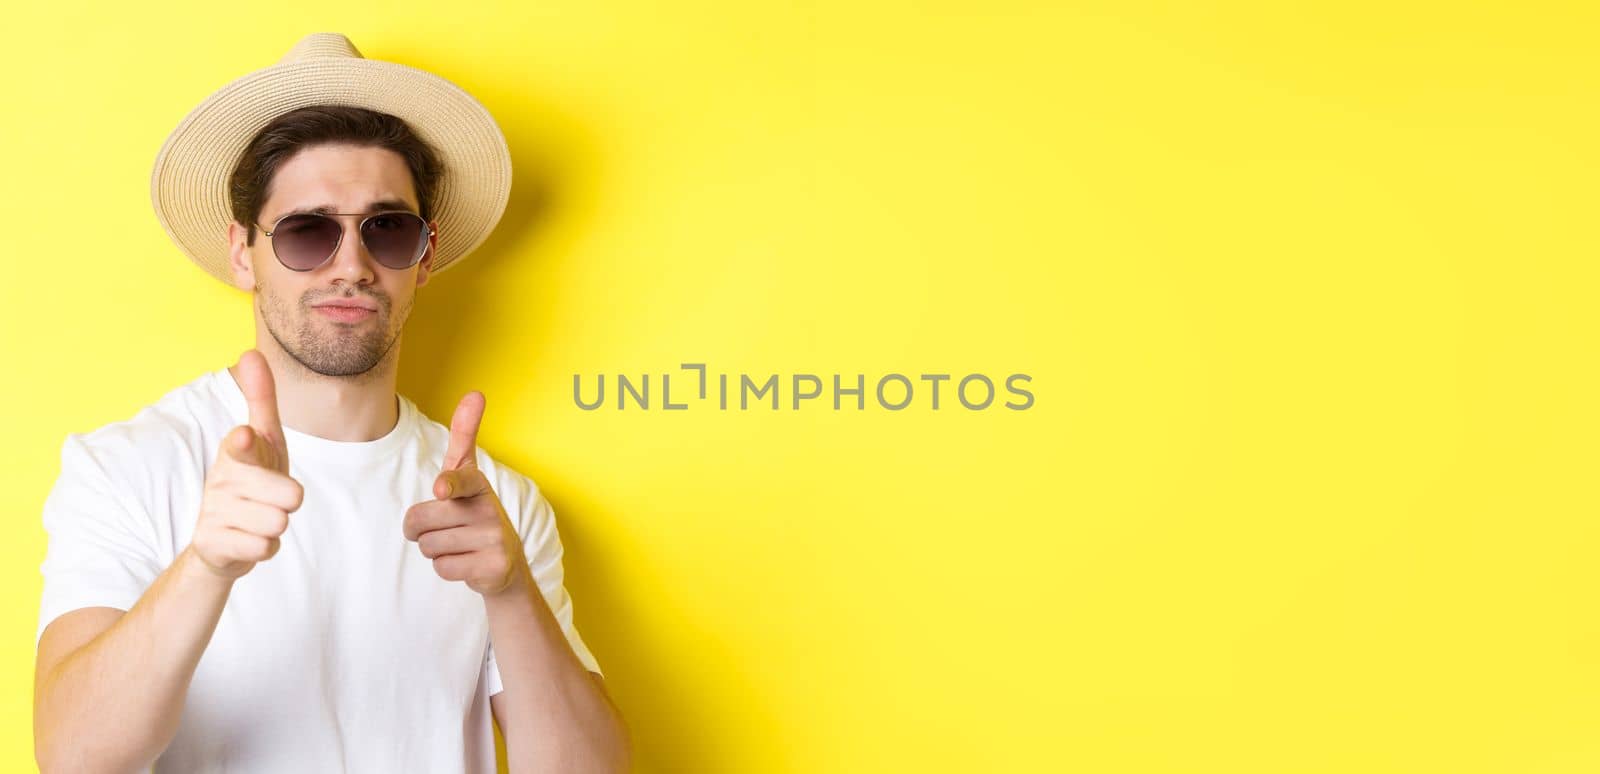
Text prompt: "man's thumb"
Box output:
[[222, 425, 257, 464]]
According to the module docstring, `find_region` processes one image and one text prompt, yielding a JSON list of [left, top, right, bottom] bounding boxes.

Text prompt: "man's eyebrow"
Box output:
[[268, 199, 418, 222]]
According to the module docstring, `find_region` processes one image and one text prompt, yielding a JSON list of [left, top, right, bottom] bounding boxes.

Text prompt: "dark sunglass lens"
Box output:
[[361, 213, 428, 269], [272, 215, 342, 270]]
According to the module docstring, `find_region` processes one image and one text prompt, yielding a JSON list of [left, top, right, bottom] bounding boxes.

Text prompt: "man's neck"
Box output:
[[227, 348, 401, 442]]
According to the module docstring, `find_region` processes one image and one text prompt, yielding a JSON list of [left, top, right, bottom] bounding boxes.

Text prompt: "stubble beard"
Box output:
[[257, 283, 410, 378]]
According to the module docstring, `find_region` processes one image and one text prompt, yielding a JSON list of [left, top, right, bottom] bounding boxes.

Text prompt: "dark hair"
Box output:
[[228, 105, 445, 245]]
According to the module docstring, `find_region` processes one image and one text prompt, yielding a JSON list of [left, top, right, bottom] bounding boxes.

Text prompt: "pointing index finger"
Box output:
[[443, 391, 485, 471], [237, 349, 283, 441]]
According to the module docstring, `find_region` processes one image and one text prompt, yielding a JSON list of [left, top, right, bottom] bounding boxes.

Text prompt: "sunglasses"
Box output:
[[256, 210, 435, 272]]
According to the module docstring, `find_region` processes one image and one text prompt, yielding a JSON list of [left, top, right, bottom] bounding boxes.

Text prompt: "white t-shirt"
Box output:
[[35, 365, 601, 773]]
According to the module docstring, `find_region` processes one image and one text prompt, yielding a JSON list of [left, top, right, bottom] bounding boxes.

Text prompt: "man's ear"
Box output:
[[414, 221, 439, 289], [226, 221, 257, 291]]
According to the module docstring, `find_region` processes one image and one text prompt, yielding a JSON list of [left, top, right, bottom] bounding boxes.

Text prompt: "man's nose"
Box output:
[[325, 217, 377, 284]]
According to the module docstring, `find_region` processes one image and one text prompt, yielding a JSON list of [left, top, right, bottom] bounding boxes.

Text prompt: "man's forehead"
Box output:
[[270, 197, 418, 219], [260, 145, 420, 221]]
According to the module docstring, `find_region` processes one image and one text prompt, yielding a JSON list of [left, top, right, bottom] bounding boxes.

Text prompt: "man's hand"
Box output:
[[189, 349, 304, 579], [404, 392, 530, 596]]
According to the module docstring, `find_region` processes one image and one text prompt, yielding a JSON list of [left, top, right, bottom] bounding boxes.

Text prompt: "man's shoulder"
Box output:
[[475, 447, 545, 518], [60, 368, 228, 478]]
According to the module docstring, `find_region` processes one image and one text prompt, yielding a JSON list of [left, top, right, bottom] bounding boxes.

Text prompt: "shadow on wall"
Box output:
[[393, 99, 778, 773]]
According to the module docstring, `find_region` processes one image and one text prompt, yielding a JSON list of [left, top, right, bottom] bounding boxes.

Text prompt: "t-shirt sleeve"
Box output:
[[36, 433, 165, 647], [483, 473, 602, 696]]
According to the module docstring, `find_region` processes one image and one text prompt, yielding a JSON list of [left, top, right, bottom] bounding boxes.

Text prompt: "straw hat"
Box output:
[[150, 32, 511, 286]]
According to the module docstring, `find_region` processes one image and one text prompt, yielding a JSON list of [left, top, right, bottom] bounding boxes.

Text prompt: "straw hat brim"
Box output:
[[151, 54, 511, 286]]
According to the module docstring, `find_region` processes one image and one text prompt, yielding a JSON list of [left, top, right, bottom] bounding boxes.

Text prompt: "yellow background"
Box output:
[[3, 1, 1597, 772]]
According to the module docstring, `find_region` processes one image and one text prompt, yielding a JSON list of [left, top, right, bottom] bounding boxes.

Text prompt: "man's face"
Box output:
[[227, 143, 435, 378]]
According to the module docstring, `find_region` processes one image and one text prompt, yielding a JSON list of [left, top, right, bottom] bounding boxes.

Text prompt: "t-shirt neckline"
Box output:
[[212, 366, 415, 464]]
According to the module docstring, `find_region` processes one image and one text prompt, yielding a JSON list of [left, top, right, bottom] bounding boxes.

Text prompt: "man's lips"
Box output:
[[312, 300, 378, 311], [313, 302, 377, 322]]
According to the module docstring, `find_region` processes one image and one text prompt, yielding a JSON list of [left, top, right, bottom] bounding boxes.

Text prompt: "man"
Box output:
[[32, 33, 630, 773]]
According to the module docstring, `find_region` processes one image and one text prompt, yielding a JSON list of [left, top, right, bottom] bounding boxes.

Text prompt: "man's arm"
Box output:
[[35, 350, 303, 772], [34, 545, 234, 773], [403, 392, 628, 773], [486, 571, 631, 774]]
